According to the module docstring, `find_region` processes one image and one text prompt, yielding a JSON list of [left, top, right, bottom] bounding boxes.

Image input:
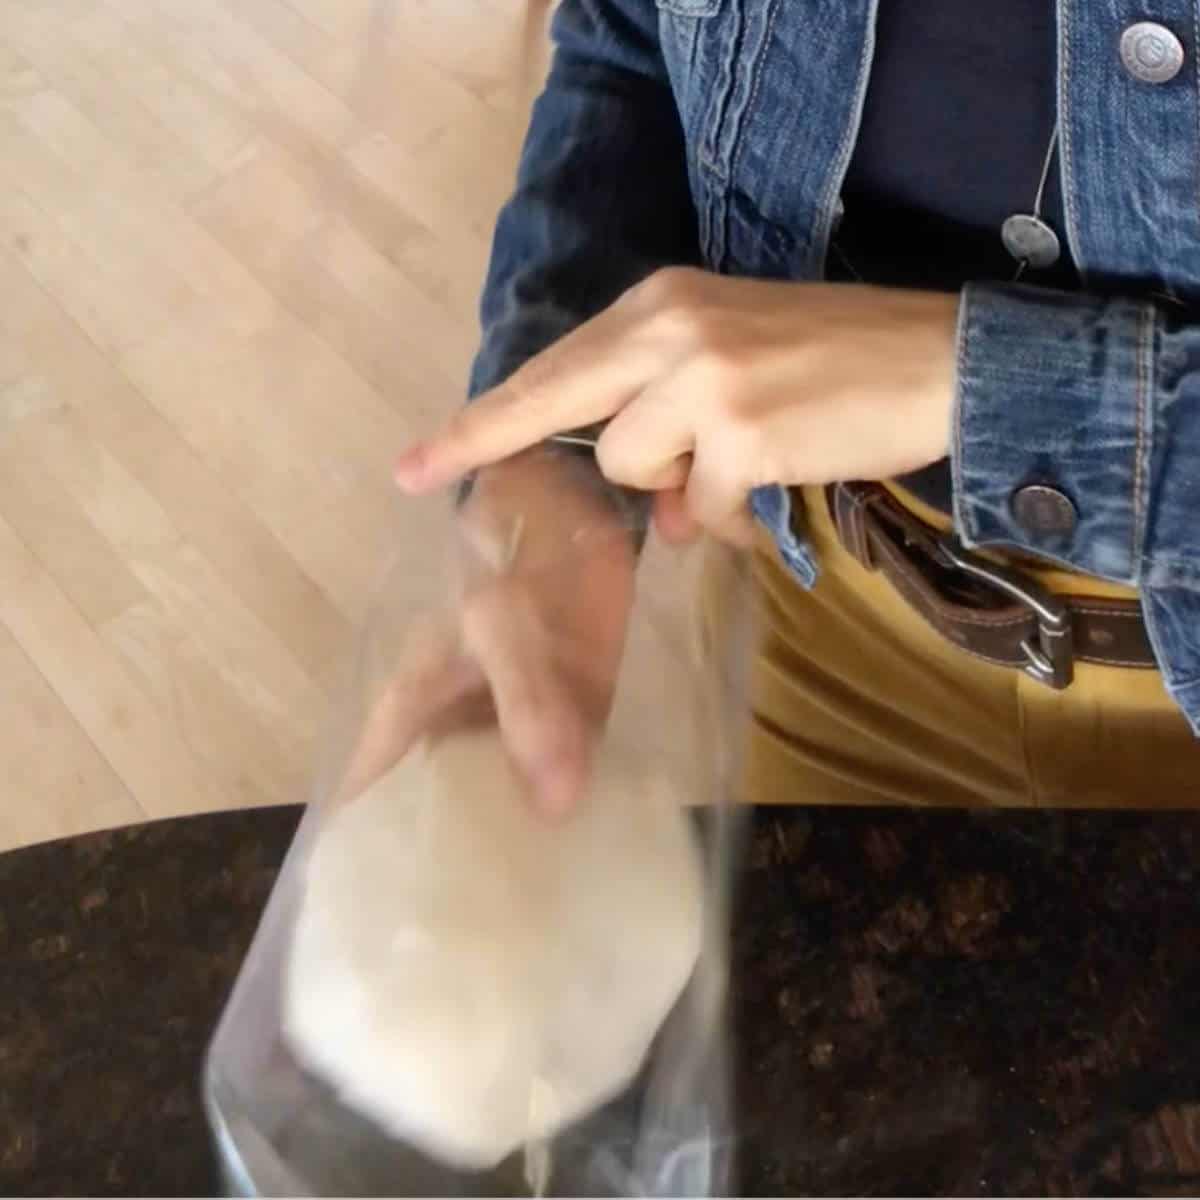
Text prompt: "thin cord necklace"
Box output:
[[829, 120, 1064, 286], [1000, 122, 1061, 281]]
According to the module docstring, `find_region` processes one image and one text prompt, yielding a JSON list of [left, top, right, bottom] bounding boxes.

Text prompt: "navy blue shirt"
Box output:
[[829, 2, 1077, 506], [832, 0, 1075, 293], [472, 0, 1200, 726]]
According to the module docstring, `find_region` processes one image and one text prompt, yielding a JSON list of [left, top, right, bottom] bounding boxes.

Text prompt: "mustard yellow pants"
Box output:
[[703, 486, 1200, 809]]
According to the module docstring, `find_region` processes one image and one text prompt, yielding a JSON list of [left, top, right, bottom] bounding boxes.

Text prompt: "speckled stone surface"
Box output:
[[0, 808, 300, 1197], [2, 806, 1200, 1196]]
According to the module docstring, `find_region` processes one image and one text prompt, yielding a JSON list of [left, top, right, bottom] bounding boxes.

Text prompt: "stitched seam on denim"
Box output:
[[951, 286, 975, 544], [814, 0, 879, 276], [1146, 557, 1200, 589], [1056, 0, 1084, 281], [700, 0, 743, 184], [700, 179, 716, 265], [1194, 3, 1200, 229], [1135, 582, 1185, 689], [683, 8, 703, 75], [1131, 302, 1154, 580], [727, 0, 780, 187], [656, 0, 720, 16]]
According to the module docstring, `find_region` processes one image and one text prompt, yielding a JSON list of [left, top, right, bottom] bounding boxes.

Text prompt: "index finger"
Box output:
[[393, 306, 654, 493]]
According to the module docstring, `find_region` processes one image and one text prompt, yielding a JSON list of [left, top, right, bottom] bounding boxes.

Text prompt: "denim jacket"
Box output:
[[469, 0, 1200, 734]]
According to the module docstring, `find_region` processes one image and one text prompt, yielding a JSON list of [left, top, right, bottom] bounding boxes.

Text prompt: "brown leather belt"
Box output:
[[822, 482, 1156, 689]]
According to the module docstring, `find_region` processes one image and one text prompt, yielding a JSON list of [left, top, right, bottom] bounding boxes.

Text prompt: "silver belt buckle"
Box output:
[[934, 536, 1075, 690]]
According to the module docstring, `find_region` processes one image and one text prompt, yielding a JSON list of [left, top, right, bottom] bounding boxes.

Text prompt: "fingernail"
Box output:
[[393, 445, 429, 491]]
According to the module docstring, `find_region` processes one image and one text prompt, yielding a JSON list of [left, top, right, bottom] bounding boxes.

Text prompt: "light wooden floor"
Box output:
[[0, 0, 542, 851]]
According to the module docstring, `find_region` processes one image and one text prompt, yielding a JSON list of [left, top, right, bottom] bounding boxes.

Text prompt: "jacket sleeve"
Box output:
[[469, 0, 700, 399], [467, 0, 826, 581], [952, 281, 1200, 714]]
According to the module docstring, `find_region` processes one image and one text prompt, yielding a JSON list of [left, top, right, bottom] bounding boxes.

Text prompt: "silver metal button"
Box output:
[[1001, 214, 1061, 270], [1120, 22, 1185, 84], [1011, 485, 1078, 539]]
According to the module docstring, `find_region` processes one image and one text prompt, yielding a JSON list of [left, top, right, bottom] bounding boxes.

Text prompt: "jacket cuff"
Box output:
[[951, 282, 1156, 586], [751, 485, 819, 587]]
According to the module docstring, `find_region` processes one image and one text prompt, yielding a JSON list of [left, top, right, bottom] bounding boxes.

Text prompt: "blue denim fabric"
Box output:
[[469, 0, 1200, 733]]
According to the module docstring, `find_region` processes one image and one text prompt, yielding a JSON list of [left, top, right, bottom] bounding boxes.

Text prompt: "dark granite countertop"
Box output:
[[3, 806, 1200, 1196]]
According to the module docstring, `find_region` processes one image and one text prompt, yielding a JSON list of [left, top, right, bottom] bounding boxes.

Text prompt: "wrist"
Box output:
[[916, 290, 961, 465], [459, 448, 641, 567], [465, 446, 643, 540]]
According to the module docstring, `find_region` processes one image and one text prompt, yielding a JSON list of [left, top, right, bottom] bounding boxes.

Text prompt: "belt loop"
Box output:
[[828, 483, 877, 570]]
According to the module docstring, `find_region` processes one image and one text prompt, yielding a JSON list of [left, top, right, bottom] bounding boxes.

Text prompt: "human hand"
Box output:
[[394, 271, 959, 545], [339, 449, 636, 819]]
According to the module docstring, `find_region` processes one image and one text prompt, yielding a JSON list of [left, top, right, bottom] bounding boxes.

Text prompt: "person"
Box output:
[[392, 0, 1200, 814]]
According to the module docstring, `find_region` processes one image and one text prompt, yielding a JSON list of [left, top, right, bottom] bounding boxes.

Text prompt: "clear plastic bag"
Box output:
[[204, 452, 751, 1197]]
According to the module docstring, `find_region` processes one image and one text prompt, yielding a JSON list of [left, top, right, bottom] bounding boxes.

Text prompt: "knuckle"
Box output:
[[692, 342, 747, 401], [593, 435, 619, 480], [663, 302, 715, 344], [633, 269, 713, 338], [705, 324, 756, 366], [593, 427, 628, 481], [623, 269, 755, 356], [722, 411, 766, 468], [634, 266, 696, 306], [595, 424, 666, 489]]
